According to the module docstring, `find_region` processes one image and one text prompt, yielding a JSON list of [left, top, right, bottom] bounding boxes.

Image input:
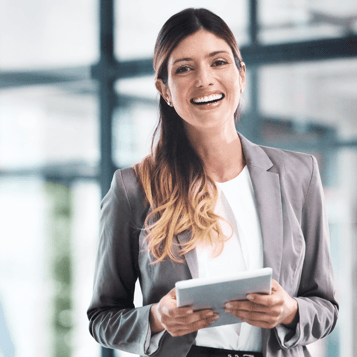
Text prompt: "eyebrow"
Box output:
[[172, 50, 230, 65]]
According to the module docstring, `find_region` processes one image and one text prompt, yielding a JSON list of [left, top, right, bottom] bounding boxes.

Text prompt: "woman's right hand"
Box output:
[[149, 287, 219, 337]]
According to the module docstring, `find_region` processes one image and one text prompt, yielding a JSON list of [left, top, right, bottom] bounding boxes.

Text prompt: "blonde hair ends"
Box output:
[[134, 157, 232, 264]]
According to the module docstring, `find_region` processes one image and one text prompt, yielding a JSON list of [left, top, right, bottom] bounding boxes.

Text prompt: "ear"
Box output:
[[239, 62, 246, 93], [155, 79, 172, 104]]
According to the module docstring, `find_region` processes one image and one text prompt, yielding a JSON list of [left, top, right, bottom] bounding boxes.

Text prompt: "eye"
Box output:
[[213, 59, 228, 67], [175, 66, 192, 74]]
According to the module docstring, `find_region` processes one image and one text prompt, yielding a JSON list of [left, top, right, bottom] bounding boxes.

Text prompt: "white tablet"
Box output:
[[175, 267, 272, 328]]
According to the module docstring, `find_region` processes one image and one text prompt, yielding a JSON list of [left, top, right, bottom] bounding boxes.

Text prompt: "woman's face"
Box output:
[[156, 29, 245, 130]]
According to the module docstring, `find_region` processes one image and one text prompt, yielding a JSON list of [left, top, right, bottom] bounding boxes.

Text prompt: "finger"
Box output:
[[226, 307, 280, 329], [178, 313, 219, 335], [225, 300, 270, 313], [160, 298, 178, 317], [165, 312, 218, 337], [185, 309, 217, 324], [171, 306, 194, 318], [174, 309, 217, 325], [227, 303, 285, 328], [246, 292, 284, 307], [243, 279, 280, 304], [246, 294, 274, 306], [271, 279, 281, 291], [167, 306, 213, 319], [233, 309, 273, 323], [167, 287, 177, 298]]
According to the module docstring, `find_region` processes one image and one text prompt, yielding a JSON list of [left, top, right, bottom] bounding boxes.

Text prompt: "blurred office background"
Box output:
[[0, 0, 356, 356]]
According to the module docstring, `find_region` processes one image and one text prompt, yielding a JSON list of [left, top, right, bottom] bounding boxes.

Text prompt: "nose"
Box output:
[[194, 66, 213, 87]]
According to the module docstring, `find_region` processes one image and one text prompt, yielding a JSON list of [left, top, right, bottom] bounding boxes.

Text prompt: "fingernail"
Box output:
[[187, 309, 193, 314], [226, 303, 232, 308], [247, 295, 254, 301], [213, 314, 219, 320], [207, 311, 214, 316]]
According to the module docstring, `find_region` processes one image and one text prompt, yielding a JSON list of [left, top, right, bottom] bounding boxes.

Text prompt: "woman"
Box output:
[[87, 8, 338, 357]]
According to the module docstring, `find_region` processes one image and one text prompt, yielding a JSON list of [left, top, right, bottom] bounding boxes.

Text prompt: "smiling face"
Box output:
[[156, 29, 245, 131]]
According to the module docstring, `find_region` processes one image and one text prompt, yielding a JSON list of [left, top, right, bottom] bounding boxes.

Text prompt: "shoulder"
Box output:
[[110, 167, 146, 211], [260, 145, 314, 176], [100, 167, 148, 232], [239, 132, 315, 183], [259, 145, 318, 199]]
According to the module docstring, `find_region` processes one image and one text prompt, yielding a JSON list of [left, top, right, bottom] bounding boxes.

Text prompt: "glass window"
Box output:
[[115, 0, 249, 61], [259, 0, 357, 44], [0, 85, 99, 170], [113, 76, 158, 168], [0, 86, 100, 357], [0, 0, 99, 69], [0, 177, 101, 357], [259, 59, 357, 140]]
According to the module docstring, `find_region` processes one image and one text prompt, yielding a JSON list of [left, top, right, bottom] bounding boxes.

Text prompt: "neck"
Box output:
[[184, 122, 245, 183]]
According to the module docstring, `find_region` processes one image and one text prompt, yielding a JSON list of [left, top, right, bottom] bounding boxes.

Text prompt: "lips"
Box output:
[[190, 93, 225, 105]]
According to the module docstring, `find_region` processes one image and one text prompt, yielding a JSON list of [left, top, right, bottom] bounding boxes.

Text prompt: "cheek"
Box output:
[[228, 75, 242, 101], [226, 67, 241, 87], [171, 84, 190, 108], [230, 72, 241, 90], [171, 86, 182, 101]]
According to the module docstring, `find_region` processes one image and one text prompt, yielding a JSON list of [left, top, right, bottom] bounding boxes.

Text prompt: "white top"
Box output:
[[194, 165, 264, 352]]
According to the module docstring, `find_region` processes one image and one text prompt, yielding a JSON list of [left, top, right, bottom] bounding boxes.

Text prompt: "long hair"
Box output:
[[134, 8, 245, 263]]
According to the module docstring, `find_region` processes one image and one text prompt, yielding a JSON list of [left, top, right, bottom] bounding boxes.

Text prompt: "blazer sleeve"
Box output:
[[275, 155, 339, 348], [87, 170, 154, 355]]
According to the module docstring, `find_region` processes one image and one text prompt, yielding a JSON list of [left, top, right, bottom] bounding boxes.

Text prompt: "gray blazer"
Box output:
[[87, 133, 338, 357]]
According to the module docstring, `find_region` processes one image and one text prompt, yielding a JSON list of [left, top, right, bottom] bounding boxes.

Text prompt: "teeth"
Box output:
[[192, 94, 223, 104]]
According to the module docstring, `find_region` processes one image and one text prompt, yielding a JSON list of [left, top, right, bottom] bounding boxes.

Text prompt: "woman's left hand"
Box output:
[[225, 279, 298, 329]]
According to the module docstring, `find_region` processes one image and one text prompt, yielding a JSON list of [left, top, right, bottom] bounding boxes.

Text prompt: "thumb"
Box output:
[[271, 279, 282, 291], [168, 287, 177, 299]]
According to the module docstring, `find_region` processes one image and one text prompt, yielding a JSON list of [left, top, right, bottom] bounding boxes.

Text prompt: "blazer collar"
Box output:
[[177, 133, 283, 282], [238, 132, 273, 170]]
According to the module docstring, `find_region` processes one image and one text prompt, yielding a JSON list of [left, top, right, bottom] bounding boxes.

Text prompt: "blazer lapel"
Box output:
[[239, 133, 284, 281], [176, 230, 199, 279]]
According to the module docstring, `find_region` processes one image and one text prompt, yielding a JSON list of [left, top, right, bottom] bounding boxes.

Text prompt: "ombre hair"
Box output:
[[134, 8, 245, 263]]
